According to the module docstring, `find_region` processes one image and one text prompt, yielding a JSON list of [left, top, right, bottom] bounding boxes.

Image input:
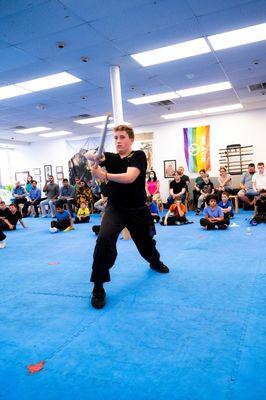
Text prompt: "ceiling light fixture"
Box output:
[[128, 92, 179, 105], [200, 104, 243, 113], [39, 130, 72, 138], [208, 22, 266, 50], [176, 81, 232, 97], [15, 126, 51, 134], [131, 38, 211, 67], [74, 115, 114, 124], [161, 110, 202, 119], [0, 85, 31, 100]]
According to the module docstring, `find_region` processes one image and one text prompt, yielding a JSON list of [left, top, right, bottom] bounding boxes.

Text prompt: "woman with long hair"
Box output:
[[76, 180, 94, 212], [146, 170, 163, 211]]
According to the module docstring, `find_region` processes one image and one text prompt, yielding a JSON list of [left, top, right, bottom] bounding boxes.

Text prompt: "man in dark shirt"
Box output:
[[86, 124, 169, 309], [5, 203, 26, 230], [168, 172, 187, 205]]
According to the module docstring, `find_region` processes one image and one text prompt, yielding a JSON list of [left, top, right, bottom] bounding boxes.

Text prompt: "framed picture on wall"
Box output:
[[35, 175, 42, 183], [15, 171, 29, 185], [164, 160, 176, 178], [56, 166, 63, 173], [56, 172, 64, 181], [33, 168, 41, 175], [44, 165, 52, 182]]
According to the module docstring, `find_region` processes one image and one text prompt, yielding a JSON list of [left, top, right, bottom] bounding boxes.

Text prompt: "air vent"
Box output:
[[11, 125, 27, 130], [150, 100, 175, 106], [247, 82, 266, 92], [71, 113, 92, 119]]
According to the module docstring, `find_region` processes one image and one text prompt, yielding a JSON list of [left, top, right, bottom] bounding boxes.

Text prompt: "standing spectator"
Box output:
[[40, 175, 59, 218], [22, 180, 41, 217], [59, 178, 76, 216], [237, 163, 257, 207], [12, 182, 27, 208], [252, 162, 266, 193]]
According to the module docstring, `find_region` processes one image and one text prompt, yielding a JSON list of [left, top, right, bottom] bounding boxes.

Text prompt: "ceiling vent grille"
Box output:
[[150, 100, 175, 106], [11, 125, 27, 130], [247, 82, 266, 92], [71, 113, 92, 118]]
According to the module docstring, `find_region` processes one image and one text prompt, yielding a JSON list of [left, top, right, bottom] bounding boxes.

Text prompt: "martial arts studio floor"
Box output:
[[1, 210, 265, 400]]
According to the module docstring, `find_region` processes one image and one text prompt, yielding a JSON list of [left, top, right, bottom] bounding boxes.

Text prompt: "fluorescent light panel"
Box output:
[[200, 104, 243, 113], [131, 38, 211, 66], [15, 126, 51, 134], [162, 110, 202, 119], [39, 130, 72, 138], [0, 72, 81, 101], [208, 22, 266, 50], [74, 116, 114, 125], [176, 81, 232, 97], [128, 92, 179, 105]]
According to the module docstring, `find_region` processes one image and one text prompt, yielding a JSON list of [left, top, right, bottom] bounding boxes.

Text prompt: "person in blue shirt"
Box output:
[[200, 195, 229, 230], [22, 180, 42, 217], [218, 191, 234, 220], [49, 200, 73, 233], [12, 182, 27, 208], [146, 195, 160, 223], [59, 178, 76, 216]]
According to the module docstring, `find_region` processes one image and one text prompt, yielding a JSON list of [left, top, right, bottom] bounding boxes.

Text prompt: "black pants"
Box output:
[[74, 216, 90, 223], [253, 213, 266, 224], [22, 199, 41, 216], [193, 190, 200, 208], [13, 198, 27, 207], [0, 227, 6, 241], [60, 199, 76, 216], [51, 220, 70, 231], [161, 216, 187, 225], [91, 205, 162, 283], [200, 218, 229, 229]]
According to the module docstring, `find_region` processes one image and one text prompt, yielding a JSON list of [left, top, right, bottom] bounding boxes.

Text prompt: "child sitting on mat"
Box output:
[[200, 195, 229, 230], [161, 196, 191, 225], [49, 200, 73, 233], [74, 201, 90, 224], [146, 195, 160, 223], [218, 191, 234, 219], [250, 189, 266, 225]]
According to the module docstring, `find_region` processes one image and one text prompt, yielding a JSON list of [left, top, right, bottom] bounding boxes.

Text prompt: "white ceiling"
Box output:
[[0, 0, 266, 143]]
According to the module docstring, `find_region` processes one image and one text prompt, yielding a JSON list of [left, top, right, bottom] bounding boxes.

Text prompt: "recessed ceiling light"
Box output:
[[39, 130, 72, 138], [0, 85, 32, 100], [131, 38, 211, 67], [128, 92, 179, 105], [18, 72, 81, 92], [208, 22, 266, 50], [15, 126, 51, 134], [200, 104, 243, 113], [176, 82, 232, 97], [74, 115, 114, 124], [161, 110, 202, 119]]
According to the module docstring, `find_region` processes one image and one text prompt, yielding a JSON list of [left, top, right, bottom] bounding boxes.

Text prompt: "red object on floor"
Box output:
[[27, 361, 45, 374]]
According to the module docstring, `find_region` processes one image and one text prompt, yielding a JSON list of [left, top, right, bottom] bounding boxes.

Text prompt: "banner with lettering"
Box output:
[[183, 125, 210, 172]]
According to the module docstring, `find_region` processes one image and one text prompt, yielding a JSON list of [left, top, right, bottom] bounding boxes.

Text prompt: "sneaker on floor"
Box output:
[[218, 224, 228, 230], [49, 227, 58, 233], [0, 240, 6, 249], [91, 288, 106, 309], [250, 219, 258, 226], [195, 209, 201, 215], [184, 220, 194, 224], [150, 262, 169, 273], [63, 226, 74, 232], [214, 225, 219, 230]]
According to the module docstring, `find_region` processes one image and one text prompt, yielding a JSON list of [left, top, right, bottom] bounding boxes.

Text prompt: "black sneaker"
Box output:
[[218, 224, 228, 230], [195, 209, 201, 215], [150, 263, 169, 273], [91, 287, 106, 309]]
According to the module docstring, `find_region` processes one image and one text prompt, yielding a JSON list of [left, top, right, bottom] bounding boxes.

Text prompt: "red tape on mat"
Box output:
[[27, 361, 45, 374]]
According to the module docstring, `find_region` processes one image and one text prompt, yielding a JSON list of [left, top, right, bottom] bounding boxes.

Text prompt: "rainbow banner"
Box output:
[[183, 125, 210, 172]]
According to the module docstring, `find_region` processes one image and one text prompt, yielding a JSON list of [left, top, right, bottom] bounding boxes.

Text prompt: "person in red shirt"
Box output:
[[161, 196, 192, 225]]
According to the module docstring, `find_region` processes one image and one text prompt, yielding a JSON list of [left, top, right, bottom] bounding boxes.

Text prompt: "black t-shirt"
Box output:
[[7, 210, 22, 227], [0, 208, 12, 219], [199, 180, 214, 194], [100, 181, 109, 197], [102, 150, 147, 208], [181, 174, 190, 187], [169, 179, 187, 194], [256, 198, 266, 213]]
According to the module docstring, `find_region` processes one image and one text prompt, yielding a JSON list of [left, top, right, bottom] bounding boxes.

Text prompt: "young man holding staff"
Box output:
[[86, 124, 169, 309]]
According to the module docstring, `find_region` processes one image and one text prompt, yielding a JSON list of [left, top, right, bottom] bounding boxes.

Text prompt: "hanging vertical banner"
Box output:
[[183, 125, 210, 172]]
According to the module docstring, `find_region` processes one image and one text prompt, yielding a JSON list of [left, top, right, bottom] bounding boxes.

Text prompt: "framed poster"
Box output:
[[44, 165, 52, 181], [15, 171, 29, 184], [33, 168, 41, 175], [56, 166, 63, 173], [56, 172, 64, 181], [164, 160, 176, 178]]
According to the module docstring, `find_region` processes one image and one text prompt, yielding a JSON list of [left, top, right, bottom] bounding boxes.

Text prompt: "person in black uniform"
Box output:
[[86, 125, 169, 309]]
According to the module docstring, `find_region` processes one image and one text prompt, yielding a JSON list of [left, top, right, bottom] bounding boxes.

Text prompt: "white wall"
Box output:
[[2, 108, 266, 199]]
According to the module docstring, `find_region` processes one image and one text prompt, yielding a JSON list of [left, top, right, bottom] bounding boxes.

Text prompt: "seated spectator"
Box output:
[[94, 180, 108, 213], [250, 189, 266, 225], [3, 203, 26, 230], [76, 180, 93, 211], [146, 195, 160, 223], [49, 200, 73, 233], [167, 171, 187, 205], [146, 170, 163, 211], [177, 166, 190, 188], [74, 176, 81, 193], [40, 175, 59, 218], [161, 196, 190, 225], [238, 163, 257, 207], [74, 201, 90, 224], [22, 180, 41, 217], [218, 191, 234, 219], [0, 201, 11, 231], [195, 174, 214, 215], [252, 162, 266, 194], [200, 195, 229, 230], [193, 169, 206, 209], [12, 181, 27, 208], [216, 167, 233, 199], [59, 178, 76, 216]]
